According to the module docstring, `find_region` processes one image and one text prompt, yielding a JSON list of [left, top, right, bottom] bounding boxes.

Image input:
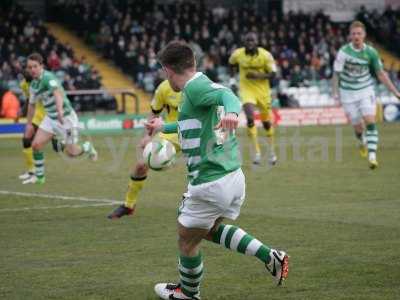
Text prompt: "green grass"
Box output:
[[1, 124, 400, 300]]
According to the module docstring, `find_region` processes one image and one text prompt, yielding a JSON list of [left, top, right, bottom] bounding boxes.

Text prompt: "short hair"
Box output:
[[245, 32, 258, 40], [157, 41, 195, 74], [350, 21, 366, 32], [27, 53, 44, 65]]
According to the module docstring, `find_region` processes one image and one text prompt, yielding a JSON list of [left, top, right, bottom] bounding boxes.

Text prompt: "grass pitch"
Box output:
[[1, 124, 399, 300]]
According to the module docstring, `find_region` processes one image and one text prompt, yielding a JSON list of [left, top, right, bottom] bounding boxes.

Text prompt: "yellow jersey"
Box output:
[[229, 47, 277, 102], [20, 79, 46, 125], [151, 80, 182, 123]]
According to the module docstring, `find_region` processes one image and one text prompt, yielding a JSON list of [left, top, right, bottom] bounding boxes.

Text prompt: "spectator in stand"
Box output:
[[62, 74, 76, 91], [86, 71, 102, 90], [47, 50, 61, 70], [280, 59, 291, 81], [289, 65, 306, 87], [0, 89, 20, 120], [39, 1, 398, 95], [0, 1, 105, 115]]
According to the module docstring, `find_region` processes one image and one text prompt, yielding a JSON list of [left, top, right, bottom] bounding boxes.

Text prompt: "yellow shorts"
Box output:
[[159, 132, 181, 152], [240, 91, 272, 122], [32, 110, 45, 127]]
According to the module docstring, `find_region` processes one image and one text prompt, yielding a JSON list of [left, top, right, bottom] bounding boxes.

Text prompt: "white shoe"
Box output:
[[22, 175, 45, 185], [268, 152, 278, 166], [265, 249, 289, 286], [253, 152, 261, 165], [368, 152, 378, 169], [154, 283, 200, 300], [83, 141, 98, 161], [89, 145, 98, 161], [19, 171, 34, 180]]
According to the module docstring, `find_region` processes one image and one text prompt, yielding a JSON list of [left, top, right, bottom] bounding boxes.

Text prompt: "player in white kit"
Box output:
[[332, 21, 400, 169]]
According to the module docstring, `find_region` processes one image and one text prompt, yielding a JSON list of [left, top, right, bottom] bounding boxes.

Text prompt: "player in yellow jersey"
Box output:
[[107, 79, 182, 219], [18, 72, 61, 182], [229, 32, 278, 165]]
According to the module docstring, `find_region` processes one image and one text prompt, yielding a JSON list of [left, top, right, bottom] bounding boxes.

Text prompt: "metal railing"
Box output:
[[66, 88, 140, 114]]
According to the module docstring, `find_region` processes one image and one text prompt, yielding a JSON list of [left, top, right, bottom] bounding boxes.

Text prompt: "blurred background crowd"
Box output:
[[1, 0, 399, 117]]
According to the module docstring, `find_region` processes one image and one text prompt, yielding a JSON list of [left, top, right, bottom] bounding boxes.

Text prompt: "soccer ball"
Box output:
[[143, 139, 176, 171]]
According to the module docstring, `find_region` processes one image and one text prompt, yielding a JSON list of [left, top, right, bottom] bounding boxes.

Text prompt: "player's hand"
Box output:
[[215, 113, 239, 131], [25, 123, 35, 139], [57, 114, 64, 125], [145, 117, 164, 136], [147, 114, 160, 121]]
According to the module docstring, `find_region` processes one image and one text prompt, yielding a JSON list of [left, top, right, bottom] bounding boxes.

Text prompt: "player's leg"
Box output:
[[107, 161, 149, 219], [154, 224, 205, 300], [206, 220, 288, 285], [155, 217, 208, 299], [258, 99, 277, 165], [342, 101, 367, 157], [19, 123, 38, 180], [51, 136, 64, 153], [61, 112, 97, 160], [361, 95, 379, 169], [243, 102, 261, 164], [108, 133, 180, 219], [352, 122, 367, 158], [108, 134, 152, 219], [27, 127, 54, 184], [203, 169, 288, 285]]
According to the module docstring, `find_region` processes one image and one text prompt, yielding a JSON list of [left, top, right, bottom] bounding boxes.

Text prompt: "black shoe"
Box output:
[[107, 205, 134, 219]]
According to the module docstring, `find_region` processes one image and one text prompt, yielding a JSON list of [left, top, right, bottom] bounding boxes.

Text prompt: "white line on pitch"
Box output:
[[0, 190, 120, 204], [0, 202, 116, 213]]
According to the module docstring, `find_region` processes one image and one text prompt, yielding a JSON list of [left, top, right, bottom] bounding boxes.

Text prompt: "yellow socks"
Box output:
[[265, 127, 276, 153], [247, 126, 261, 154], [23, 147, 34, 172], [124, 176, 147, 209]]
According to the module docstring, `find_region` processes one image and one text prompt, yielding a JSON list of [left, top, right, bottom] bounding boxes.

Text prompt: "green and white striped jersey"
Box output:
[[29, 70, 73, 120], [334, 43, 383, 91], [164, 72, 242, 185]]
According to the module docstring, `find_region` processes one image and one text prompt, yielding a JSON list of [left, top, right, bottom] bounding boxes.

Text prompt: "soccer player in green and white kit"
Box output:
[[24, 53, 97, 184], [146, 41, 289, 300], [332, 21, 400, 169]]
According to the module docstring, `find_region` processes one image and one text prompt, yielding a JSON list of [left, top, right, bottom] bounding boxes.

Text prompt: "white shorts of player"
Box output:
[[340, 87, 376, 125], [39, 111, 79, 145], [178, 168, 245, 230]]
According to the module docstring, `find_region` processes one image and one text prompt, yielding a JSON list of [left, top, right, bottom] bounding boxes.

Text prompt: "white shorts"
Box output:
[[340, 88, 376, 125], [178, 168, 246, 230], [39, 111, 79, 144]]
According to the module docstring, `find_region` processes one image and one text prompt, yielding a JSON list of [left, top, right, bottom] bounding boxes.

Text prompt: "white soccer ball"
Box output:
[[143, 139, 176, 171]]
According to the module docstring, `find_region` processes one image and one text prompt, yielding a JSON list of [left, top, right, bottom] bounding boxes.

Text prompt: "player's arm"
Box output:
[[150, 84, 166, 119], [25, 102, 36, 137], [26, 103, 35, 123], [376, 69, 400, 100], [248, 53, 277, 80], [331, 72, 340, 102], [149, 101, 163, 121], [228, 50, 239, 87], [19, 81, 30, 117], [53, 88, 64, 124], [332, 49, 345, 101], [368, 49, 400, 100], [215, 89, 241, 130], [144, 84, 168, 139], [192, 85, 241, 130], [145, 118, 177, 135]]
